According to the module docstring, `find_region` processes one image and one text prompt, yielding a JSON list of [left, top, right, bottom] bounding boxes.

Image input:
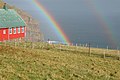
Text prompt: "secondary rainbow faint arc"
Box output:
[[85, 0, 117, 47], [32, 0, 71, 44]]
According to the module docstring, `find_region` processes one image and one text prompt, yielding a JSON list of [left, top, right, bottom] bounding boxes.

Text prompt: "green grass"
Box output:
[[0, 42, 120, 80]]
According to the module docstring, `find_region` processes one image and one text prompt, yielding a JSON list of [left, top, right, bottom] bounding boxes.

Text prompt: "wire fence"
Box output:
[[0, 41, 120, 61]]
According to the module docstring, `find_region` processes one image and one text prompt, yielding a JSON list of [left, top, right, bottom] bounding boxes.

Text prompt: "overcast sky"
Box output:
[[3, 0, 120, 47]]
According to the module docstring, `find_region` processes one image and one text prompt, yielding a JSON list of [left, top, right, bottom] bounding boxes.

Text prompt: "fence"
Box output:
[[0, 41, 120, 61]]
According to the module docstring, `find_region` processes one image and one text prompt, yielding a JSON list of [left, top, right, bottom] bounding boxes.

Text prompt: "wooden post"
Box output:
[[107, 46, 109, 53], [15, 42, 17, 47], [86, 43, 88, 48], [5, 40, 6, 46], [31, 42, 34, 49], [103, 50, 106, 59], [60, 44, 61, 51], [17, 39, 19, 46], [32, 43, 34, 49], [66, 44, 69, 51], [24, 43, 26, 49], [97, 45, 98, 48], [76, 43, 78, 53], [79, 44, 81, 47], [118, 50, 120, 60], [89, 43, 91, 56]]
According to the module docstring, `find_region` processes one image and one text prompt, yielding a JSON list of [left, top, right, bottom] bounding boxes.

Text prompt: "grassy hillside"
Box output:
[[0, 43, 120, 80]]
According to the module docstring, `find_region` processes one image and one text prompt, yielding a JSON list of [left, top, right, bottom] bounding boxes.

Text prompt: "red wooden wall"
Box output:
[[0, 26, 26, 41]]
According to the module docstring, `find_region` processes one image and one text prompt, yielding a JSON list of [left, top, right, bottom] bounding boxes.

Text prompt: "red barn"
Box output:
[[0, 3, 26, 41]]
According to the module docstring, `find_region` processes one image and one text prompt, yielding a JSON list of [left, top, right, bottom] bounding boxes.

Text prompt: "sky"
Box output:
[[3, 0, 120, 48]]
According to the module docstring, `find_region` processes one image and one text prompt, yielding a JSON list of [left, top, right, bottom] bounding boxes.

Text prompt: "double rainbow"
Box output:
[[32, 0, 117, 47]]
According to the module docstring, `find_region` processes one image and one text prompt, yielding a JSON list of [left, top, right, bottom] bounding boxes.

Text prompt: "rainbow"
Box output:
[[32, 0, 71, 44], [85, 0, 118, 47]]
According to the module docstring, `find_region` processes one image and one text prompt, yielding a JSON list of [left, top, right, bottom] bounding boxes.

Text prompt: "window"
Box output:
[[3, 30, 6, 34], [9, 28, 12, 34], [22, 27, 24, 33], [18, 27, 20, 33], [14, 28, 16, 34]]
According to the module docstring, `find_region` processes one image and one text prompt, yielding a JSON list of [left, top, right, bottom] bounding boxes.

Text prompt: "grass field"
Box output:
[[0, 42, 120, 80]]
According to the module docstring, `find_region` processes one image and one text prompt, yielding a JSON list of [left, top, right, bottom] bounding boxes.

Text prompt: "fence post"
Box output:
[[86, 43, 88, 48], [18, 39, 19, 47], [76, 43, 78, 53], [103, 50, 106, 59], [79, 44, 81, 49], [5, 40, 6, 46], [15, 41, 16, 47], [60, 44, 61, 51], [88, 43, 91, 56], [24, 43, 26, 49], [32, 42, 34, 49], [97, 45, 98, 48], [107, 46, 109, 53], [118, 50, 120, 60], [31, 42, 32, 49], [66, 44, 69, 51]]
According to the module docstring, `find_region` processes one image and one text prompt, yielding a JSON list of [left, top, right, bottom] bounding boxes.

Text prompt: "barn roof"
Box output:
[[0, 9, 26, 28]]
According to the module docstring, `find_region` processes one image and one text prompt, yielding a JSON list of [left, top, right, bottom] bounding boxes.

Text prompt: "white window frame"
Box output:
[[22, 26, 24, 33], [3, 30, 6, 34], [14, 27, 16, 34], [9, 28, 12, 34], [18, 27, 20, 33]]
